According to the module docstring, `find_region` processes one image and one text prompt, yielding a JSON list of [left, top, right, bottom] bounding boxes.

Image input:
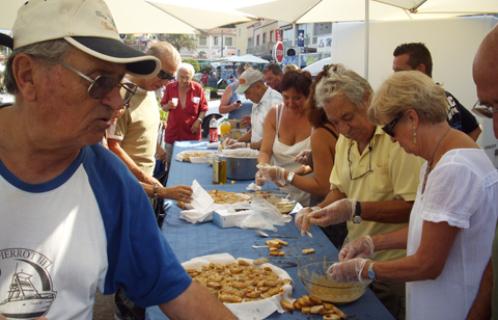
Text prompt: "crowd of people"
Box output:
[[0, 0, 497, 319]]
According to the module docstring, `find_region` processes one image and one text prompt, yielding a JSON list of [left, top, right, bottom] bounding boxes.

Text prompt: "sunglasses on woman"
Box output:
[[61, 62, 137, 107], [382, 112, 404, 137], [157, 70, 175, 80], [472, 100, 498, 118]]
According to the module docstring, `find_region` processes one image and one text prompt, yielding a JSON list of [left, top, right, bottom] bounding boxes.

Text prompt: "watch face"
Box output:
[[353, 215, 362, 224]]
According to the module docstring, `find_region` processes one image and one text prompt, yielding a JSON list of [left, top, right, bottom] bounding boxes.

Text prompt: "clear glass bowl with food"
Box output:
[[297, 259, 368, 304]]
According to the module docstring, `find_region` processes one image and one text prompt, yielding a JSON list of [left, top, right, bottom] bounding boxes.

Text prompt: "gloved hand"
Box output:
[[327, 258, 371, 283], [308, 199, 355, 227], [255, 170, 266, 186], [257, 164, 287, 187], [339, 236, 375, 261], [295, 150, 312, 166], [295, 206, 320, 236], [224, 138, 248, 149]]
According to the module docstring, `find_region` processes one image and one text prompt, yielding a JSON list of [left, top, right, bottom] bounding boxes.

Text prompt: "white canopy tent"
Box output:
[[1, 0, 197, 34], [146, 0, 253, 31], [236, 0, 498, 78]]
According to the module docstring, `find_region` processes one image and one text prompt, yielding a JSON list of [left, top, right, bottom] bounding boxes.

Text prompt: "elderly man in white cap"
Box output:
[[225, 68, 282, 150], [0, 0, 235, 319]]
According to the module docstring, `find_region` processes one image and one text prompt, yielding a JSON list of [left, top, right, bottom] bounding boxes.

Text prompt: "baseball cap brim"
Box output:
[[237, 84, 251, 94], [0, 33, 13, 49], [65, 36, 160, 77]]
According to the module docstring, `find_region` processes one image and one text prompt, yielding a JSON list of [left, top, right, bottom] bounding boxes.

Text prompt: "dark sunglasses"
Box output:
[[157, 70, 175, 80], [61, 62, 137, 107], [382, 112, 404, 137], [472, 100, 498, 118]]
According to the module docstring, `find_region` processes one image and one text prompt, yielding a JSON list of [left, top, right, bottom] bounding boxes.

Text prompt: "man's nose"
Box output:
[[102, 86, 125, 110]]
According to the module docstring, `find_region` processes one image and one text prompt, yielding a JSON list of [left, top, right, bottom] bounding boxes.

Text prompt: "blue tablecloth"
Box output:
[[146, 141, 393, 320]]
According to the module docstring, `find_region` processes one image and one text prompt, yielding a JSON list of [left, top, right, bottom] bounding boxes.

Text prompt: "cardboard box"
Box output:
[[212, 208, 252, 228]]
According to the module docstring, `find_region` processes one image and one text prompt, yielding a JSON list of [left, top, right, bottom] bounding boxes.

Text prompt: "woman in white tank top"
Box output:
[[257, 71, 313, 206]]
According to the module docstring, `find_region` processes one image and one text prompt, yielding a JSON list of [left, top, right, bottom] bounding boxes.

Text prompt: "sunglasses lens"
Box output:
[[472, 105, 493, 118], [89, 75, 119, 99], [158, 70, 174, 80]]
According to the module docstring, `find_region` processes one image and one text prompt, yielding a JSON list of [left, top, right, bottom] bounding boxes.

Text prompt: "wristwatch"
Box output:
[[352, 201, 362, 224], [367, 263, 376, 281], [286, 171, 295, 185]]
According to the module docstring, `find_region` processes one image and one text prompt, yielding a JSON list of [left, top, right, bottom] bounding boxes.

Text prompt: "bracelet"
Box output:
[[152, 183, 159, 199], [197, 117, 203, 123]]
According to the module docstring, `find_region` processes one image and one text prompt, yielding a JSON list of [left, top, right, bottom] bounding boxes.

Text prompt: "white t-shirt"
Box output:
[[250, 87, 282, 144], [406, 149, 498, 320]]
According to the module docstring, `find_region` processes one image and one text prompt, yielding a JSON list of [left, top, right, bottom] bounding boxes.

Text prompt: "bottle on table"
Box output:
[[209, 116, 218, 143]]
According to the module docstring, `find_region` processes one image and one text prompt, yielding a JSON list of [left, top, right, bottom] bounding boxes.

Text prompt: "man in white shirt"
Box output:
[[226, 69, 282, 150]]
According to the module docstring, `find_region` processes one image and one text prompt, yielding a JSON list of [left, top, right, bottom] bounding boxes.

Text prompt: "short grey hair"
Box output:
[[369, 70, 448, 125], [314, 64, 372, 110], [4, 39, 70, 94], [177, 62, 195, 78]]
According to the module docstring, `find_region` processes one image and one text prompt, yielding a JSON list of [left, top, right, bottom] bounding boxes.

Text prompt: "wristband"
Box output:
[[197, 117, 203, 123], [286, 171, 295, 185]]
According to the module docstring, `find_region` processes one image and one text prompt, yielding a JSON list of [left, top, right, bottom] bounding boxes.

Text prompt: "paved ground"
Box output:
[[93, 292, 115, 320]]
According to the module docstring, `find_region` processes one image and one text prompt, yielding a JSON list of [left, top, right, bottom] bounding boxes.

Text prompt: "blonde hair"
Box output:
[[368, 70, 448, 125], [314, 64, 372, 110]]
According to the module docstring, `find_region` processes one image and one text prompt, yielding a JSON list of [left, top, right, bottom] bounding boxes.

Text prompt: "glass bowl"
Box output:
[[297, 260, 368, 304]]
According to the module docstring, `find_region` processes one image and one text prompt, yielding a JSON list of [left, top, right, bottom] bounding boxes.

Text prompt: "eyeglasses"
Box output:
[[347, 141, 373, 180], [382, 112, 404, 137], [61, 62, 137, 107], [157, 70, 175, 80], [472, 100, 498, 118]]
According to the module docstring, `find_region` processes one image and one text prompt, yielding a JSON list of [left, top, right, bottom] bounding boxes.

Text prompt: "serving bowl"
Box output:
[[297, 260, 368, 304]]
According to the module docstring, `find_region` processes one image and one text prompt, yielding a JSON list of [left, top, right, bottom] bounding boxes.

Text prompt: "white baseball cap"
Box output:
[[237, 69, 264, 94], [8, 0, 160, 77]]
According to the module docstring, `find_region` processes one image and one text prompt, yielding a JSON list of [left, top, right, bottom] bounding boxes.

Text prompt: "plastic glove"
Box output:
[[224, 138, 247, 149], [339, 236, 375, 261], [295, 206, 320, 236], [327, 258, 371, 283], [257, 164, 287, 187], [308, 198, 355, 227], [294, 150, 312, 166], [255, 170, 266, 186]]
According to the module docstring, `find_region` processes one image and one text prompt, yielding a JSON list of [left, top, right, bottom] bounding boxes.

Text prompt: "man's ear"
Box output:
[[12, 54, 37, 101]]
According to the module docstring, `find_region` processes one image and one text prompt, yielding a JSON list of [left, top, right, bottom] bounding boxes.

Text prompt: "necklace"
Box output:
[[421, 128, 451, 194]]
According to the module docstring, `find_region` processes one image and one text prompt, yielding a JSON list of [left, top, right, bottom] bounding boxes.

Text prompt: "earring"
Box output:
[[412, 129, 417, 144]]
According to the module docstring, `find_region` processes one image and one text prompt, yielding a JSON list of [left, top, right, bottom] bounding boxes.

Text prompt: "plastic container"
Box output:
[[209, 116, 218, 143]]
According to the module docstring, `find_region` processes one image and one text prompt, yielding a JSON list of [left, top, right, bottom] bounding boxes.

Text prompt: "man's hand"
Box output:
[[164, 185, 193, 202], [328, 258, 371, 283], [191, 118, 202, 134], [339, 236, 375, 261], [308, 199, 355, 227]]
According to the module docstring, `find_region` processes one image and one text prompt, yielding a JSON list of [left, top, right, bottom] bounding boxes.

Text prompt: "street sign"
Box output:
[[273, 41, 284, 64]]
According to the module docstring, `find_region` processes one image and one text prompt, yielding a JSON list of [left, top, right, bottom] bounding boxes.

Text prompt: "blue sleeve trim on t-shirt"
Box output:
[[0, 148, 84, 193], [82, 144, 191, 307]]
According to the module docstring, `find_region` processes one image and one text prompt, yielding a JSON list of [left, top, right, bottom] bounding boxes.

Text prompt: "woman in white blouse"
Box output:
[[329, 71, 498, 320]]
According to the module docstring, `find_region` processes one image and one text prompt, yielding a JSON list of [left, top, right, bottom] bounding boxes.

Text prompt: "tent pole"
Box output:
[[365, 0, 370, 80]]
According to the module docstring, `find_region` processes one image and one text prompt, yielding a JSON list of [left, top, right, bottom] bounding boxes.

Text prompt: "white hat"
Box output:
[[10, 0, 160, 77], [237, 69, 264, 94]]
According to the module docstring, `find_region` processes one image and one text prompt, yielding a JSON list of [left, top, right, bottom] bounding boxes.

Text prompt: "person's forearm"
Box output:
[[467, 260, 492, 320], [198, 111, 206, 121], [318, 189, 346, 208], [109, 141, 149, 183], [238, 131, 251, 143], [258, 151, 272, 164], [360, 200, 413, 223], [159, 282, 236, 320], [291, 174, 330, 197], [372, 227, 408, 251]]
